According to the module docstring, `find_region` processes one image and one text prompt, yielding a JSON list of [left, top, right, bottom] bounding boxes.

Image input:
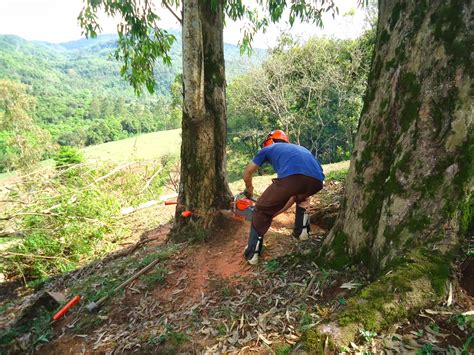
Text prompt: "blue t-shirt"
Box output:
[[252, 143, 325, 181]]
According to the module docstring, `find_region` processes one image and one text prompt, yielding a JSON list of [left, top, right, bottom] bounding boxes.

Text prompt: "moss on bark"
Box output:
[[310, 0, 471, 349], [302, 248, 453, 351], [338, 248, 451, 331]]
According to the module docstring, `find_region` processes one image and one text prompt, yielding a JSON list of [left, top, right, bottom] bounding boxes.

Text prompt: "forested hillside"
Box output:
[[0, 33, 265, 149]]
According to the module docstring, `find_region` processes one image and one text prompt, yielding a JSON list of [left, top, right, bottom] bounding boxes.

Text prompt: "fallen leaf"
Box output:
[[258, 333, 272, 345]]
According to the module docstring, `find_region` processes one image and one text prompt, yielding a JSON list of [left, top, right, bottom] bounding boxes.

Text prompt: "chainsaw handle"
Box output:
[[237, 191, 256, 202]]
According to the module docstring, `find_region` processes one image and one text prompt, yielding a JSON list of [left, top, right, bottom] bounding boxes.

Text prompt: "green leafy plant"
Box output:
[[274, 343, 292, 355], [53, 146, 84, 169], [142, 267, 167, 286], [359, 329, 377, 343], [216, 324, 227, 336], [429, 322, 440, 334], [418, 342, 433, 354], [2, 160, 170, 282], [265, 259, 279, 271], [146, 324, 189, 347], [325, 169, 349, 182], [464, 334, 474, 354]]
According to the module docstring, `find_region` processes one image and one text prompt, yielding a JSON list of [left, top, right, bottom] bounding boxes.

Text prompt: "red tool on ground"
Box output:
[[52, 295, 81, 321], [164, 201, 177, 205]]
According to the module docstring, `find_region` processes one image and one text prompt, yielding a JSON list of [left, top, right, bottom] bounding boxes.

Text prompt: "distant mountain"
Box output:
[[0, 33, 266, 145], [59, 34, 119, 50]]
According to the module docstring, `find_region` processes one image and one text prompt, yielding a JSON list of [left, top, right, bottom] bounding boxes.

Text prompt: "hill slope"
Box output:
[[0, 33, 266, 144]]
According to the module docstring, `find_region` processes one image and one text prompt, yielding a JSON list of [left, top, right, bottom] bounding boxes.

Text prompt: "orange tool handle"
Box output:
[[52, 295, 81, 321], [181, 210, 192, 217], [164, 201, 177, 205]]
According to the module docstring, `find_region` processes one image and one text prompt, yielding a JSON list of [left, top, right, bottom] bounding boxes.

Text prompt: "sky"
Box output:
[[0, 0, 369, 48]]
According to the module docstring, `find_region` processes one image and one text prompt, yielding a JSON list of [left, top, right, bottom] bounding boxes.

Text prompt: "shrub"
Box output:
[[1, 159, 170, 282], [53, 146, 84, 169]]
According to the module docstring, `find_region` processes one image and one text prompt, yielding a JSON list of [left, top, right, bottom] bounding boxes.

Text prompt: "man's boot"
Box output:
[[244, 225, 263, 265], [293, 205, 310, 241]]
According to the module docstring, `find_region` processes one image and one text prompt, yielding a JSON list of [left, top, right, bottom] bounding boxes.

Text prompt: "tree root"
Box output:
[[301, 248, 453, 352]]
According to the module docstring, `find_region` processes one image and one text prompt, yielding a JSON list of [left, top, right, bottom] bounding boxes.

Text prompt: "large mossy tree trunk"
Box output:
[[173, 0, 232, 240], [310, 0, 472, 349]]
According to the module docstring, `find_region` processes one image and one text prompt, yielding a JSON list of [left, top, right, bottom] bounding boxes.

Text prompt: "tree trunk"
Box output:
[[174, 0, 232, 239], [324, 0, 472, 272], [307, 0, 472, 349]]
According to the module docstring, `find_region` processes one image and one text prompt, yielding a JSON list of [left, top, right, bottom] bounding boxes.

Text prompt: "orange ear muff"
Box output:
[[262, 138, 273, 148]]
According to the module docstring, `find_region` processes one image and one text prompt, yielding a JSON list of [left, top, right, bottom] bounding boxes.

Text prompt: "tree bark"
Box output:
[[307, 0, 472, 349], [174, 0, 232, 239], [324, 0, 472, 272]]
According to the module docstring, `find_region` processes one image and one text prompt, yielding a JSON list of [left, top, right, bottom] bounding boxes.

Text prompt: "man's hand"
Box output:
[[243, 162, 259, 198], [244, 186, 254, 198]]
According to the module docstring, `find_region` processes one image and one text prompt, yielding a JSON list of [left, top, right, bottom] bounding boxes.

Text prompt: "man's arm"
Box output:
[[243, 162, 259, 197]]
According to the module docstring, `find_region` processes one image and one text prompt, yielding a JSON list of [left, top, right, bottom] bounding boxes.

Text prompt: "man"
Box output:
[[243, 130, 324, 265]]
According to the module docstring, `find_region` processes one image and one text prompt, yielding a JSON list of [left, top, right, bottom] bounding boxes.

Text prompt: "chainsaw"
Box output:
[[232, 192, 256, 221]]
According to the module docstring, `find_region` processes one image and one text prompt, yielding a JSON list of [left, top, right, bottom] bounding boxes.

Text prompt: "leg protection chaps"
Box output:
[[244, 225, 263, 265], [293, 205, 310, 241]]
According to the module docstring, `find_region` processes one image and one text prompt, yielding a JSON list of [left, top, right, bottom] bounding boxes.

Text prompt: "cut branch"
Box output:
[[140, 167, 163, 193], [2, 251, 69, 261], [0, 212, 60, 221], [92, 162, 135, 185]]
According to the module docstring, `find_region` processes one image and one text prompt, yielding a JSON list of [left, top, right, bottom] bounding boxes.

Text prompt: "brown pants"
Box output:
[[252, 174, 323, 236]]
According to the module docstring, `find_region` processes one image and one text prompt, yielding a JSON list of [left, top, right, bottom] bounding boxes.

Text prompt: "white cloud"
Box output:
[[0, 0, 367, 47]]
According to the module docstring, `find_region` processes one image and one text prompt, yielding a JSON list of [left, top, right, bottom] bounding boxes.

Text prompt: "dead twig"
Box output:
[[92, 162, 136, 185], [0, 212, 60, 221], [302, 273, 318, 298], [0, 231, 25, 238], [2, 251, 70, 261], [140, 167, 163, 194], [0, 199, 27, 204]]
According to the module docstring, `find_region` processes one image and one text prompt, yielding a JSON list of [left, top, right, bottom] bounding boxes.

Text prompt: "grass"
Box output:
[[83, 129, 181, 162], [325, 168, 349, 182], [0, 129, 181, 184], [70, 245, 177, 302]]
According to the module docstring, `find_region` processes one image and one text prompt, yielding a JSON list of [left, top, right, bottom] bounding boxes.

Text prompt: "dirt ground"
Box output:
[[37, 213, 474, 354], [1, 179, 473, 354], [39, 209, 325, 354]]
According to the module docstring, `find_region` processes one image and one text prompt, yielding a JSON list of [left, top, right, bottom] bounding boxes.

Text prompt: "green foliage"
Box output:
[[1, 159, 172, 281], [147, 324, 190, 347], [302, 329, 335, 354], [0, 34, 263, 154], [325, 169, 348, 183], [450, 314, 474, 332], [142, 267, 167, 285], [53, 146, 84, 168], [418, 342, 433, 354], [78, 0, 334, 94], [359, 329, 377, 342], [69, 245, 176, 304], [0, 306, 53, 350], [265, 259, 280, 271], [274, 343, 292, 355], [227, 31, 374, 164], [0, 79, 54, 172]]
